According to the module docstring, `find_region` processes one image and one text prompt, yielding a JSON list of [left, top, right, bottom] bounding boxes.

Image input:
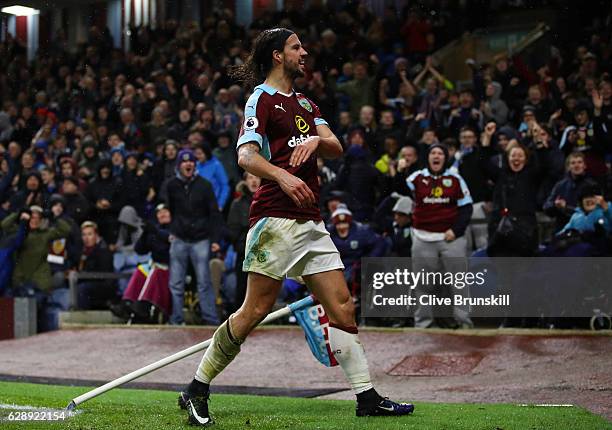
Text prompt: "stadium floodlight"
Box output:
[[66, 295, 335, 410], [1, 5, 39, 16]]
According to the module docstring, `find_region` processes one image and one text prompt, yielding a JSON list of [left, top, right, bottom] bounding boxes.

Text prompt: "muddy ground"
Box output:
[[0, 326, 610, 420]]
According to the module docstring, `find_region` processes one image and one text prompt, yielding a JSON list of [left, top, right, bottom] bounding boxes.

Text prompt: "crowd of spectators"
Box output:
[[1, 2, 612, 330]]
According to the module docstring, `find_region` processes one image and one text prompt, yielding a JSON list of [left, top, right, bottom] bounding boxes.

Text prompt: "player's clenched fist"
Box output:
[[289, 136, 320, 167], [277, 170, 316, 208]]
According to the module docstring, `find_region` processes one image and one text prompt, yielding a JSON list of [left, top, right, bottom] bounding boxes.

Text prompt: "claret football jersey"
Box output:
[[237, 83, 329, 226], [406, 167, 473, 233]]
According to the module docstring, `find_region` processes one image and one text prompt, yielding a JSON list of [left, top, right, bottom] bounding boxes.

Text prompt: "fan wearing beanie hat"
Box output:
[[392, 196, 414, 216], [331, 203, 353, 226], [327, 203, 386, 276], [389, 196, 413, 257], [406, 142, 474, 328], [177, 149, 197, 180]]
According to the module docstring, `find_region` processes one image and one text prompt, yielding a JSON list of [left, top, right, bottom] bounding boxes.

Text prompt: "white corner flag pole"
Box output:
[[65, 299, 308, 411]]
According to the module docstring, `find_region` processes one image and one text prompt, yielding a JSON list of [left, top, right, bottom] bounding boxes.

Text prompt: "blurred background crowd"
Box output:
[[1, 0, 611, 331]]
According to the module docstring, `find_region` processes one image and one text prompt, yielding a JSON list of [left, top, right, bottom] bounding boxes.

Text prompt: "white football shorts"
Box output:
[[242, 217, 344, 280]]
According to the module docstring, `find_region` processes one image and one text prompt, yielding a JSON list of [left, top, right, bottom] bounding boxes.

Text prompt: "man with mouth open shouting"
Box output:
[[164, 148, 222, 326], [179, 28, 414, 426], [406, 143, 474, 329]]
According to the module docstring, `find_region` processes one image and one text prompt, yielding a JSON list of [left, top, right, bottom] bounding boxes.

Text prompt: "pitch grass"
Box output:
[[1, 381, 610, 430]]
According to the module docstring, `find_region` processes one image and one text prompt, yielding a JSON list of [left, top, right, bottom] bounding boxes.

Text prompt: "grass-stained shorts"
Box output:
[[243, 217, 344, 280]]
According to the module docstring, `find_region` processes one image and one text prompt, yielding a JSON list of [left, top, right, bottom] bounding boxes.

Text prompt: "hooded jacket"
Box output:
[[115, 205, 143, 253], [9, 171, 49, 211], [485, 125, 519, 172], [78, 140, 100, 179], [86, 160, 124, 212], [483, 81, 509, 126]]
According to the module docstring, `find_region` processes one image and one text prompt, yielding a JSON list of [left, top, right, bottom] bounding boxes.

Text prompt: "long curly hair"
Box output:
[[230, 28, 294, 88]]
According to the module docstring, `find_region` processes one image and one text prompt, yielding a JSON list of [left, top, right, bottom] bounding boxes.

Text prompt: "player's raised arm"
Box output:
[[238, 142, 316, 208]]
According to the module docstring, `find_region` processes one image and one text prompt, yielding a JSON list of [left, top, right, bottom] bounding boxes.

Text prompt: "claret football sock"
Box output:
[[195, 317, 244, 384], [328, 323, 374, 395]]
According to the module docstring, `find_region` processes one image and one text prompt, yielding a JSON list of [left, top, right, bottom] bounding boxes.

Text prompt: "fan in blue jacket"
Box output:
[[559, 183, 612, 235], [194, 143, 230, 209]]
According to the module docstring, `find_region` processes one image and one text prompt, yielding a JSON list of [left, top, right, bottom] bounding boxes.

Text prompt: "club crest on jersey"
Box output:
[[350, 240, 359, 250], [244, 117, 259, 130], [298, 97, 313, 112], [295, 115, 310, 133], [51, 238, 66, 254], [442, 178, 453, 187]]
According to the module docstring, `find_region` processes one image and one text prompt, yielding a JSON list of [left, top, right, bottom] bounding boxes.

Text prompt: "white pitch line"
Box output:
[[518, 404, 574, 407]]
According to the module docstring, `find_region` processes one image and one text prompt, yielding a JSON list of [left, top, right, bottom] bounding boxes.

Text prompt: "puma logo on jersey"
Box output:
[[274, 103, 286, 112]]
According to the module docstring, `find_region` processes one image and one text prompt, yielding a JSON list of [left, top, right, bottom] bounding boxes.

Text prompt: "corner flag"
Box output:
[[288, 295, 339, 367]]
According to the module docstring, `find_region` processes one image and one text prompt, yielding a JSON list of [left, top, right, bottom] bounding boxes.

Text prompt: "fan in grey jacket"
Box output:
[[111, 205, 147, 291]]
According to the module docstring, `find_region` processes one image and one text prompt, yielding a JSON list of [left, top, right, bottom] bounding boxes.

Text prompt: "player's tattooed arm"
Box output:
[[238, 142, 316, 208], [237, 143, 264, 174]]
